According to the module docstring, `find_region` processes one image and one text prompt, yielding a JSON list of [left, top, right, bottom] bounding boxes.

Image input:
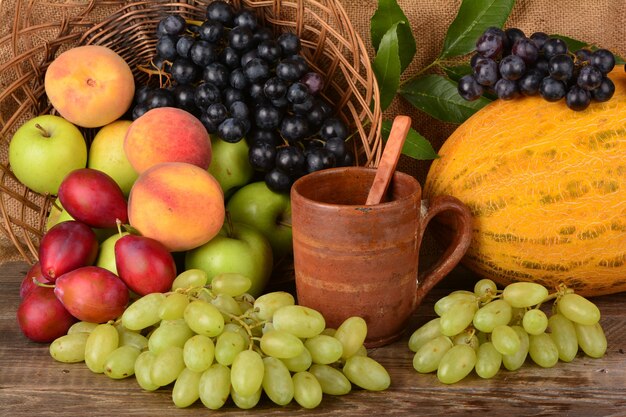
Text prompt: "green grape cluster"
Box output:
[[408, 279, 607, 384], [48, 269, 390, 409]]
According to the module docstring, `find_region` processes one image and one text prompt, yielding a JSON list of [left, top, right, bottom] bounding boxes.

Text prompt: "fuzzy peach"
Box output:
[[128, 162, 225, 252], [44, 45, 135, 128], [124, 107, 212, 174]]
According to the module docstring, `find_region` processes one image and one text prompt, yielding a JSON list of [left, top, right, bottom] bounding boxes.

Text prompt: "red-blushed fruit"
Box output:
[[114, 234, 177, 295], [58, 168, 128, 228], [19, 262, 47, 299], [39, 220, 99, 282], [54, 266, 129, 323], [17, 286, 76, 343]]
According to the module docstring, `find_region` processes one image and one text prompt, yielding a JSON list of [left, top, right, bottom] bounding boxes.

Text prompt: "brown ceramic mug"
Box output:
[[290, 166, 473, 347]]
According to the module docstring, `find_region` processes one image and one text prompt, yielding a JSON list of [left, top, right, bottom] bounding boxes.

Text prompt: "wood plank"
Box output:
[[1, 260, 625, 416]]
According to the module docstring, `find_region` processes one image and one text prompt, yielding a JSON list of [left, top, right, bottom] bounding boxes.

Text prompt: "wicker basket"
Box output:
[[0, 0, 382, 264]]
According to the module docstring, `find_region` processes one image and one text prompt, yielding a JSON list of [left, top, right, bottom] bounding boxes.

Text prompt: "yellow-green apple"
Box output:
[[44, 45, 135, 128], [9, 115, 87, 195], [185, 221, 273, 297], [96, 231, 129, 275], [208, 136, 254, 198], [226, 182, 292, 262], [88, 120, 138, 196]]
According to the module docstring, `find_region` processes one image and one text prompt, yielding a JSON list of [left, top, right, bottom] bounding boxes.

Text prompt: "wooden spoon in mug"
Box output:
[[365, 115, 412, 205]]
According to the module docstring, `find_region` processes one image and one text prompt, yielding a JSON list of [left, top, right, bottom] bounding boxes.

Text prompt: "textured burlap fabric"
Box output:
[[1, 0, 625, 264]]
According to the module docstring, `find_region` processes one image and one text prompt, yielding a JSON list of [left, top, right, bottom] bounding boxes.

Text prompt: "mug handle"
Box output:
[[415, 195, 473, 306]]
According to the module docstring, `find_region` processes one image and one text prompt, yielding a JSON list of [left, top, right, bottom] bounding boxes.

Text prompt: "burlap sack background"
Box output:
[[1, 0, 625, 267]]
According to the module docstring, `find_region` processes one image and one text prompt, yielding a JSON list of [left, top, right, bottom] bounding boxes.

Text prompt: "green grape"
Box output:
[[280, 345, 312, 372], [305, 335, 343, 365], [574, 322, 607, 358], [184, 300, 225, 337], [159, 292, 189, 320], [211, 293, 243, 321], [343, 356, 391, 391], [183, 334, 215, 372], [172, 367, 202, 408], [353, 345, 368, 357], [473, 299, 513, 333], [474, 278, 498, 298], [434, 291, 476, 316], [148, 319, 194, 354], [292, 371, 323, 409], [408, 317, 442, 352], [452, 330, 479, 351], [103, 345, 141, 379], [134, 350, 160, 391], [528, 333, 559, 368], [224, 323, 251, 349], [254, 291, 295, 321], [413, 335, 454, 373], [67, 321, 99, 334], [199, 363, 231, 410], [262, 356, 295, 405], [238, 299, 254, 315], [548, 313, 578, 362], [260, 330, 304, 359], [440, 299, 477, 336], [475, 331, 489, 345], [118, 328, 148, 351], [502, 325, 529, 371], [334, 316, 367, 359], [522, 309, 549, 335], [502, 282, 549, 308], [491, 324, 520, 355], [172, 268, 208, 290], [558, 293, 601, 326], [215, 331, 246, 366], [321, 328, 336, 336], [231, 386, 262, 409], [85, 323, 119, 374], [122, 293, 165, 331], [231, 350, 264, 397], [309, 364, 351, 396], [475, 342, 502, 379], [151, 346, 185, 386], [50, 332, 89, 363], [273, 305, 326, 338], [437, 344, 477, 384], [211, 272, 252, 297]]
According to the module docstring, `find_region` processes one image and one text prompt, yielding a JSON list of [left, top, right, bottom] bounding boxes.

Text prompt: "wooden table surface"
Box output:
[[1, 260, 625, 417]]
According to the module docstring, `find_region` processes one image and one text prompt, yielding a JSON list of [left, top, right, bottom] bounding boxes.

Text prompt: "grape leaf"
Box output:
[[381, 120, 439, 160], [370, 0, 417, 72], [440, 0, 515, 59], [550, 34, 626, 64], [399, 74, 491, 123], [373, 23, 402, 111]]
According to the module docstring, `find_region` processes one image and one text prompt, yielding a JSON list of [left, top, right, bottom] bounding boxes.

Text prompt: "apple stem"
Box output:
[[34, 123, 50, 138]]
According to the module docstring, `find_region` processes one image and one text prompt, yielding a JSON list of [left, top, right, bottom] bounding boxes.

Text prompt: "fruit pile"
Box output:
[[458, 26, 617, 111], [133, 1, 352, 193], [47, 270, 390, 410], [409, 279, 607, 384]]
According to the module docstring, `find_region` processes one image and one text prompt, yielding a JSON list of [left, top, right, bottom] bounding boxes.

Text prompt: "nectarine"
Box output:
[[128, 162, 225, 252]]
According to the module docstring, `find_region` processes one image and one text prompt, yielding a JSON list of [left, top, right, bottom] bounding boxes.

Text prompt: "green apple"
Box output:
[[226, 181, 292, 262], [88, 120, 138, 196], [185, 221, 273, 297], [96, 231, 129, 275], [208, 135, 254, 199], [9, 114, 87, 195]]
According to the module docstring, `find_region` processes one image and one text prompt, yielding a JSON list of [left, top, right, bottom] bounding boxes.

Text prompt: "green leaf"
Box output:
[[381, 120, 439, 160], [373, 23, 402, 111], [440, 0, 515, 59], [399, 74, 491, 124], [550, 34, 626, 65], [442, 64, 473, 82], [370, 0, 417, 72]]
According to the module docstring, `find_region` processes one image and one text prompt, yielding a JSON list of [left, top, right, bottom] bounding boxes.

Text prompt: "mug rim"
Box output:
[[290, 166, 421, 209]]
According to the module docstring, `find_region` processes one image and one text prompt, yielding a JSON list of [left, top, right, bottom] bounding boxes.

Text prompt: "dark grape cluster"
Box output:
[[458, 27, 617, 111], [131, 1, 352, 193]]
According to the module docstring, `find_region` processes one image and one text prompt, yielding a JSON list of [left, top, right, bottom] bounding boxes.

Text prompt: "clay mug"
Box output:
[[290, 166, 473, 347]]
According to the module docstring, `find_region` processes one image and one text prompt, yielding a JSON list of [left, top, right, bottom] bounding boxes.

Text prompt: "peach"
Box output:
[[128, 162, 225, 252], [44, 45, 135, 128], [124, 107, 212, 174]]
